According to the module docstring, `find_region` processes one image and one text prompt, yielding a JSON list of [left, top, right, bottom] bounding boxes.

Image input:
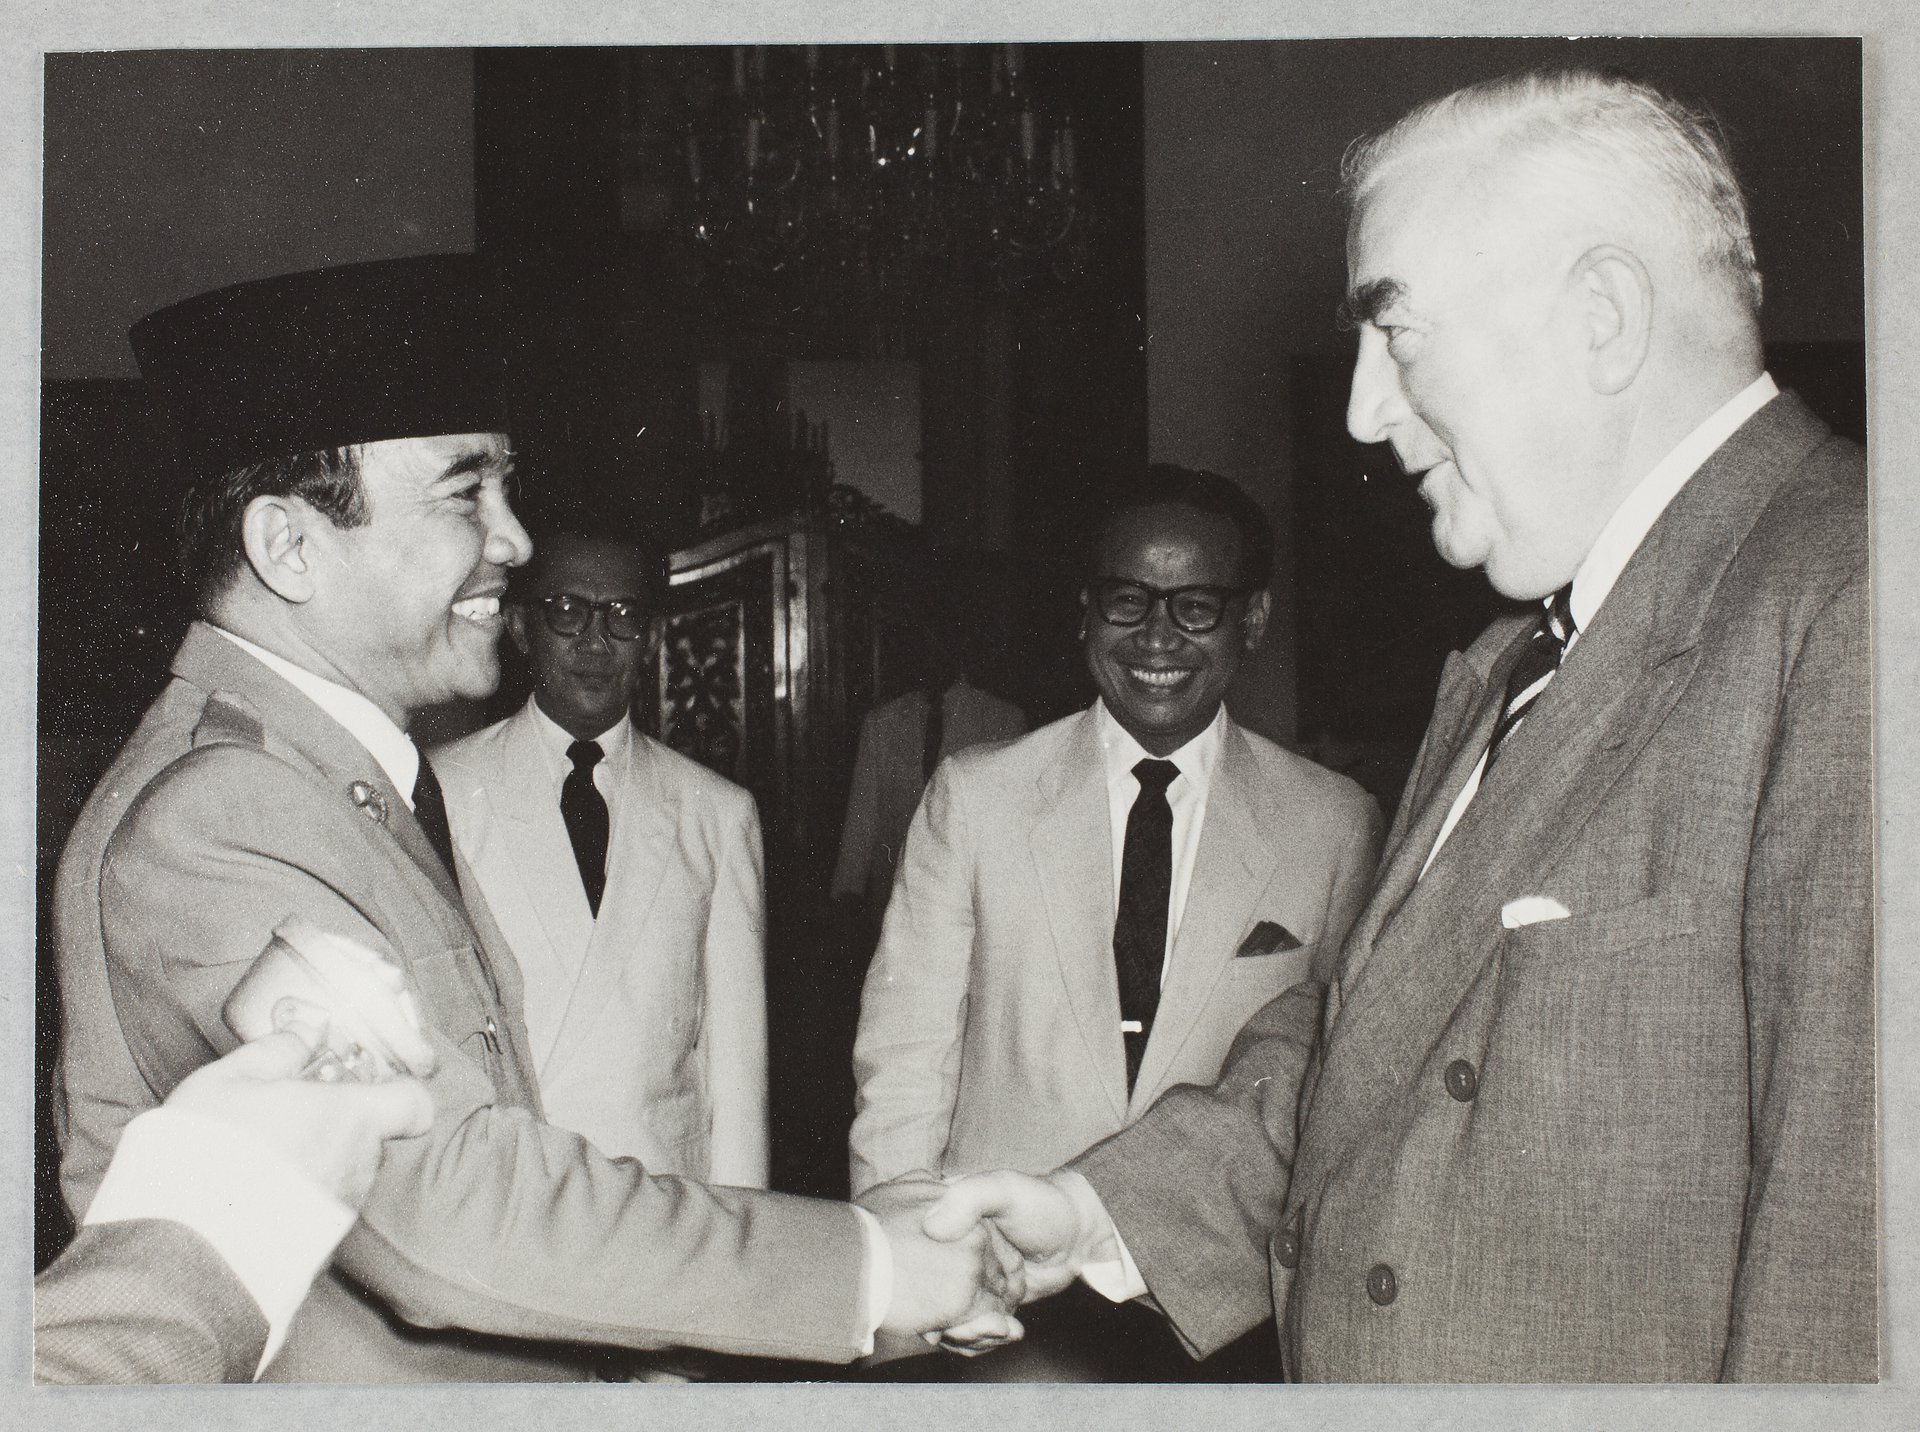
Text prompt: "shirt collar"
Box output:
[[527, 694, 631, 772], [211, 626, 422, 806], [1093, 698, 1227, 801], [1567, 372, 1778, 634]]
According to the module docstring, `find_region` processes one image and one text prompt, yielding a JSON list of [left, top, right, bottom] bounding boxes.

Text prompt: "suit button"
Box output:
[[1366, 1263, 1398, 1307], [1274, 1229, 1300, 1270], [1444, 1059, 1479, 1102]]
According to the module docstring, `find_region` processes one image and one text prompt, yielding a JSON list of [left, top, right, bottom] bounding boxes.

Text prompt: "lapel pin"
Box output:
[[348, 780, 389, 826]]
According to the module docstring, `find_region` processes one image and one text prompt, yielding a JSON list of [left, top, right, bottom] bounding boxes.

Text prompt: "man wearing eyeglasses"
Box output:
[[850, 463, 1382, 1378], [434, 529, 770, 1194]]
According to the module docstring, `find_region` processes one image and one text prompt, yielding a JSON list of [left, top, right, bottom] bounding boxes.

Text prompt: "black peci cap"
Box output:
[[129, 253, 510, 481]]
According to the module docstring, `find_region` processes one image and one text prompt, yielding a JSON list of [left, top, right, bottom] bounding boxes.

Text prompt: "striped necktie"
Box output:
[[1484, 585, 1575, 773]]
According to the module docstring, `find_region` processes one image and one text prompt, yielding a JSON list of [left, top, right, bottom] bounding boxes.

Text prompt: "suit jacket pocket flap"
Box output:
[[406, 944, 501, 1057], [1501, 890, 1702, 960]]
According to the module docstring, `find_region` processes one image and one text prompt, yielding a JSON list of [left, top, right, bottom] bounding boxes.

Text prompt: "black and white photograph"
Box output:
[[8, 5, 1916, 1429]]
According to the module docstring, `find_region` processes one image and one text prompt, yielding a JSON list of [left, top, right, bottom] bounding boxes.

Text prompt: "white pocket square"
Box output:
[[1501, 895, 1572, 929]]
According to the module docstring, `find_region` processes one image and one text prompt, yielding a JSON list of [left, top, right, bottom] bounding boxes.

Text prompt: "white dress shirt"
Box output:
[[212, 627, 424, 807], [1421, 374, 1780, 874], [524, 697, 631, 813], [84, 1108, 356, 1378], [1094, 698, 1228, 991]]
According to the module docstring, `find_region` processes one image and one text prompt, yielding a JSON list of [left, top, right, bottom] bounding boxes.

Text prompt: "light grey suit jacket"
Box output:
[[434, 703, 769, 1185], [53, 625, 871, 1382], [1077, 391, 1875, 1381], [851, 706, 1382, 1193]]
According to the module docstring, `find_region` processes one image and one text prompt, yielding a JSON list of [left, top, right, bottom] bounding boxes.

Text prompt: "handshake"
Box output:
[[859, 1169, 1122, 1355]]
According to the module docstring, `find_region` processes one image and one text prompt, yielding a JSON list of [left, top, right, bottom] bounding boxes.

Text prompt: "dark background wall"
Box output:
[[43, 49, 476, 381], [1145, 38, 1864, 760]]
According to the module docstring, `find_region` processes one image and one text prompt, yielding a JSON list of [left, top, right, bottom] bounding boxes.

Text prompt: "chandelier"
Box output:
[[618, 45, 1093, 300]]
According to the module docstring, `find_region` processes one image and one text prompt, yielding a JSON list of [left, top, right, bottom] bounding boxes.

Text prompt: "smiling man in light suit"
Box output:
[[851, 463, 1382, 1378], [435, 528, 769, 1189], [928, 67, 1874, 1383]]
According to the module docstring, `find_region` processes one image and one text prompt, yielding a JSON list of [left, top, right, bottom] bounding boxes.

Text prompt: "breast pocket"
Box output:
[[1500, 890, 1702, 963], [1488, 889, 1733, 1131], [407, 942, 508, 1087]]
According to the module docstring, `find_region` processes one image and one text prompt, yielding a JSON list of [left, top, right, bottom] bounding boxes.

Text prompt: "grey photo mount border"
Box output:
[[5, 2, 1914, 1429]]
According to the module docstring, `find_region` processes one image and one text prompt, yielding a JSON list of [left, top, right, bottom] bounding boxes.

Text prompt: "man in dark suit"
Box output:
[[36, 1009, 432, 1383], [51, 255, 1017, 1382], [928, 66, 1874, 1382]]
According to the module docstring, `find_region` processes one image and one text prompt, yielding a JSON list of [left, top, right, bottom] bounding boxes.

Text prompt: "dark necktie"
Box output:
[[410, 756, 459, 880], [562, 739, 610, 916], [1113, 758, 1179, 1091], [1484, 585, 1576, 774]]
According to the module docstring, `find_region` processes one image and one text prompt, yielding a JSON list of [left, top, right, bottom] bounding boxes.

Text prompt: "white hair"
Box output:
[[1342, 67, 1763, 314]]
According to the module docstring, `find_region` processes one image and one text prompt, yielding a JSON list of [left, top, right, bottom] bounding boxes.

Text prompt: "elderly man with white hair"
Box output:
[[925, 66, 1874, 1383]]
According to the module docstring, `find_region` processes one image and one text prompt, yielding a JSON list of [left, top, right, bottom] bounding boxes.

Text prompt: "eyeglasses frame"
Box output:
[[533, 593, 649, 642], [1084, 578, 1257, 636]]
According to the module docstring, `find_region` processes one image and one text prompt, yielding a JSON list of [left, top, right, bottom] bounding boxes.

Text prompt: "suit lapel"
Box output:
[[1030, 711, 1129, 1125], [1331, 640, 1511, 1002], [1130, 723, 1275, 1110], [542, 725, 676, 1085], [172, 626, 464, 911], [1300, 391, 1834, 1185], [493, 710, 596, 986]]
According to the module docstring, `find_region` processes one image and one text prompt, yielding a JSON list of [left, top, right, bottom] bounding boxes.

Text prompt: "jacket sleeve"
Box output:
[[1065, 774, 1381, 1359], [1071, 978, 1323, 1358], [1720, 570, 1876, 1380], [701, 790, 772, 1188], [847, 757, 976, 1194], [95, 745, 871, 1365], [34, 1220, 267, 1384]]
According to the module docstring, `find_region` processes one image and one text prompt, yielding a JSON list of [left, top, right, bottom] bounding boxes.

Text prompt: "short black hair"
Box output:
[[178, 447, 368, 612], [1091, 463, 1274, 590], [513, 525, 668, 602]]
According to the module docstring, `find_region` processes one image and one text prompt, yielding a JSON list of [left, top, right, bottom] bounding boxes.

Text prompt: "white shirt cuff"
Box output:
[[1054, 1170, 1149, 1303], [853, 1204, 892, 1355], [83, 1107, 357, 1377]]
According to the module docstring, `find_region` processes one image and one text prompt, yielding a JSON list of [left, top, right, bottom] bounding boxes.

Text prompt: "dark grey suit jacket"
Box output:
[[35, 1220, 267, 1384], [1077, 391, 1875, 1381]]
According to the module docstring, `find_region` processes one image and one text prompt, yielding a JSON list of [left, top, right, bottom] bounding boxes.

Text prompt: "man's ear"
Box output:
[[1576, 244, 1654, 396], [1240, 588, 1272, 653], [239, 495, 319, 604], [506, 601, 530, 657], [1076, 587, 1091, 641]]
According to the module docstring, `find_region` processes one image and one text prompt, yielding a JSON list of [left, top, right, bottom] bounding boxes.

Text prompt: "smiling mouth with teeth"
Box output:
[[451, 595, 502, 623], [1128, 667, 1192, 688]]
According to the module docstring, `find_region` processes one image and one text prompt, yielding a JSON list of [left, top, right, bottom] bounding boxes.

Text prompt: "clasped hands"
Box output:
[[860, 1168, 1118, 1356]]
